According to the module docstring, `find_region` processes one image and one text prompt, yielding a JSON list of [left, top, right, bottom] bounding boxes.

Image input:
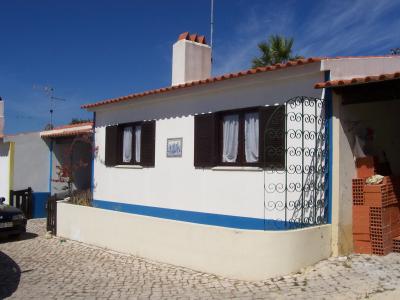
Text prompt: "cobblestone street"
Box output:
[[0, 219, 399, 299]]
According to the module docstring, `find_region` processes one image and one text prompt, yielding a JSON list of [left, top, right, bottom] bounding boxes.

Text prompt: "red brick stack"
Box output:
[[394, 237, 400, 253], [352, 157, 400, 255]]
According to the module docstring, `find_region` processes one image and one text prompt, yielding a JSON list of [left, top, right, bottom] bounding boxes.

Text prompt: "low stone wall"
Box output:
[[57, 202, 332, 280]]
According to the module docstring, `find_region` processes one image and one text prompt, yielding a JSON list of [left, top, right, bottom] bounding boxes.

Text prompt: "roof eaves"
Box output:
[[82, 57, 322, 110], [314, 71, 400, 89]]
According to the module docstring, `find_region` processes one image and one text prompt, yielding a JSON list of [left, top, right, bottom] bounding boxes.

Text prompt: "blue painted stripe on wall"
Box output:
[[93, 199, 299, 231], [32, 192, 50, 218]]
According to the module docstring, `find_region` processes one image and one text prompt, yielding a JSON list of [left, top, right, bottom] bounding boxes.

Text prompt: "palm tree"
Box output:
[[252, 35, 303, 68]]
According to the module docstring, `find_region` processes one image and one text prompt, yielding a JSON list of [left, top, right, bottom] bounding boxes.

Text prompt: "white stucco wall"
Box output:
[[0, 141, 10, 203], [6, 132, 50, 192], [57, 202, 332, 280], [172, 39, 211, 86], [321, 56, 400, 80], [91, 64, 325, 224], [341, 99, 400, 175]]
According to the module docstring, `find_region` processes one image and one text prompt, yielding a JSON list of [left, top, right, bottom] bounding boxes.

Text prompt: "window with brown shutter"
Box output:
[[194, 105, 285, 169], [140, 120, 156, 167], [105, 125, 119, 166], [104, 120, 155, 167], [194, 113, 219, 167], [218, 108, 260, 166], [118, 122, 142, 165]]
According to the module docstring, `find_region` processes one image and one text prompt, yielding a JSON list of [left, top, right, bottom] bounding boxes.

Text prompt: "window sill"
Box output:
[[115, 165, 143, 169], [211, 166, 263, 172]]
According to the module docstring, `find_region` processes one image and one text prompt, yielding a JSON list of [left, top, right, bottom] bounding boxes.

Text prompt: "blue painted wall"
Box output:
[[93, 199, 303, 231], [32, 192, 50, 218]]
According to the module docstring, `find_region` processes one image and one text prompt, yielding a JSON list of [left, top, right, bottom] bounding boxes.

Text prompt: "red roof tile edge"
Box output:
[[41, 129, 92, 138], [82, 58, 321, 109], [47, 122, 93, 131], [314, 72, 400, 89]]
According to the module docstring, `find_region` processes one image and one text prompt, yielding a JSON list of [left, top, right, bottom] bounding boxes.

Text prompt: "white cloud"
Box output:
[[212, 0, 400, 75]]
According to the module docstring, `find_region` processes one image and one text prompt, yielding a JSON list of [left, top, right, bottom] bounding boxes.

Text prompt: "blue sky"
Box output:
[[1, 0, 399, 134]]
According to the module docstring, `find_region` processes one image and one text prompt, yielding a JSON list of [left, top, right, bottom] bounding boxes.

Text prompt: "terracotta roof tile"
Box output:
[[40, 122, 93, 138], [314, 72, 400, 89], [197, 35, 206, 44], [178, 32, 190, 40], [177, 32, 207, 45], [82, 57, 322, 109], [40, 129, 92, 138], [189, 33, 197, 42], [50, 122, 93, 130]]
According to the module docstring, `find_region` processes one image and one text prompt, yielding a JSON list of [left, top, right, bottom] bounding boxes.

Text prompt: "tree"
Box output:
[[390, 48, 400, 55], [70, 118, 92, 125], [252, 35, 303, 68]]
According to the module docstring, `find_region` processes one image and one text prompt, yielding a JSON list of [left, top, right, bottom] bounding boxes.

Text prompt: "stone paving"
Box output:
[[0, 219, 400, 299]]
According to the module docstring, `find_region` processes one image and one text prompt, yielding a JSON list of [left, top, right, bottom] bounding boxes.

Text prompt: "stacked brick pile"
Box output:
[[352, 157, 400, 255]]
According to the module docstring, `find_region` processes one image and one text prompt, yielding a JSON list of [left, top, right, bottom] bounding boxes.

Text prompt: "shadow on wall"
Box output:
[[52, 138, 92, 194], [0, 251, 21, 298]]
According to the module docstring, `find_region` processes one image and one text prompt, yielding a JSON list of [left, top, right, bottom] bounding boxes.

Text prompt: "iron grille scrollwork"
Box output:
[[263, 96, 328, 230]]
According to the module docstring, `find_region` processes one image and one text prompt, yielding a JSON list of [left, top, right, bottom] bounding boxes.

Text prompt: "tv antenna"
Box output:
[[210, 0, 215, 63], [33, 85, 66, 129]]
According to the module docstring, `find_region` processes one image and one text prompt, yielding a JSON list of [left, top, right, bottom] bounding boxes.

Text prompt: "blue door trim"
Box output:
[[324, 70, 333, 224]]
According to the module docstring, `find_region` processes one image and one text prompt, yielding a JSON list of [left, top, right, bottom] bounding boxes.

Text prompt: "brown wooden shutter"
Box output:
[[105, 125, 119, 167], [141, 120, 156, 167], [194, 113, 218, 167], [259, 105, 285, 169]]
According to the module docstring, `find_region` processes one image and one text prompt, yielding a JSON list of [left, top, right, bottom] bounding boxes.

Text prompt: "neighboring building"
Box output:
[[5, 131, 51, 218], [315, 69, 400, 255], [0, 138, 12, 204], [0, 121, 93, 218], [40, 122, 93, 196], [55, 32, 400, 279]]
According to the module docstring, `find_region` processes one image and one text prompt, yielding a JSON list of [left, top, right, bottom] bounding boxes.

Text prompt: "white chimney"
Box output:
[[172, 32, 211, 86], [0, 97, 4, 137]]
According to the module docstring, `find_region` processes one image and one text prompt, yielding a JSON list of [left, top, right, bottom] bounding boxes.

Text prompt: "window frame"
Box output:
[[117, 121, 143, 166], [218, 106, 260, 167]]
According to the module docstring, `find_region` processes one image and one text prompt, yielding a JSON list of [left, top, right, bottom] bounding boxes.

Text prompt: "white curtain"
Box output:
[[245, 112, 259, 162], [222, 114, 239, 162], [122, 126, 133, 163], [135, 125, 141, 163]]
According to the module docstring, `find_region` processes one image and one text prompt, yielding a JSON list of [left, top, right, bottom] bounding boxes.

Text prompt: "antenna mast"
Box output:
[[33, 85, 66, 129], [210, 0, 215, 62]]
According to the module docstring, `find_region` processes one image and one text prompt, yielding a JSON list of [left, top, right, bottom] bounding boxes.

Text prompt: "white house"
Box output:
[[56, 32, 400, 280]]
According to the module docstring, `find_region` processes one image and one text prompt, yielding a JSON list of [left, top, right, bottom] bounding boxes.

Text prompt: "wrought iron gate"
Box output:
[[9, 188, 33, 219], [46, 195, 57, 235], [263, 96, 328, 230]]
